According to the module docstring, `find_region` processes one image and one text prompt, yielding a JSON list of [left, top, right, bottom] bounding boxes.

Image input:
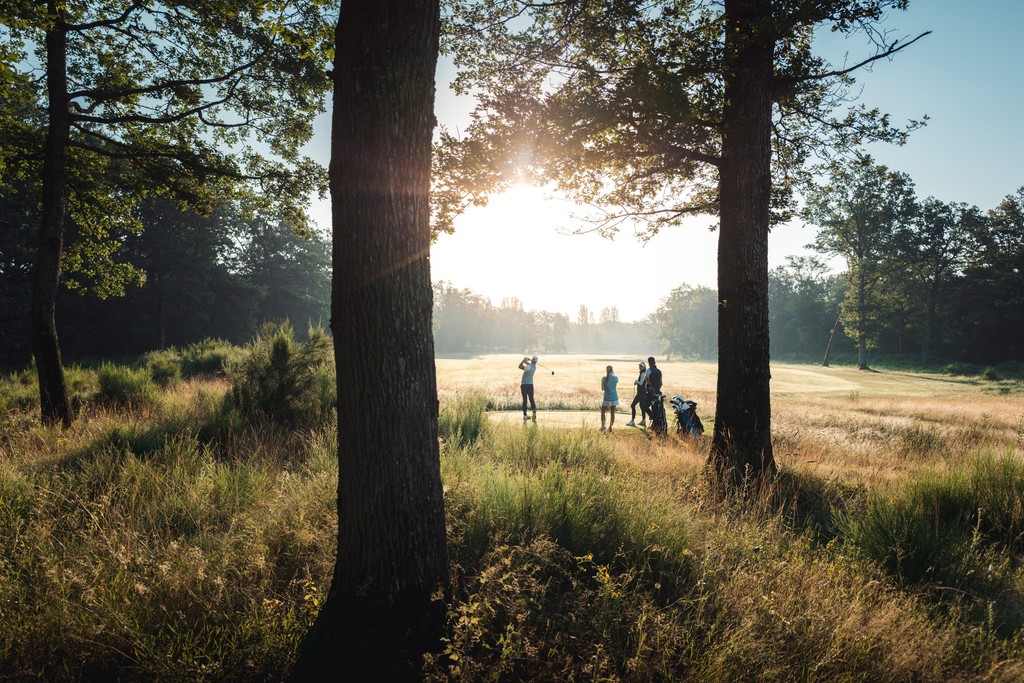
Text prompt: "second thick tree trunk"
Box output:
[[709, 0, 777, 481], [291, 0, 448, 678]]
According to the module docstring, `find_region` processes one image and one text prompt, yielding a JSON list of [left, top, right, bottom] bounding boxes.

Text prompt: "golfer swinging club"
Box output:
[[518, 355, 539, 421]]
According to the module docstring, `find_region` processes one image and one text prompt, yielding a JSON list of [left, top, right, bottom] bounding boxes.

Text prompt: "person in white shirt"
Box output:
[[518, 355, 538, 420]]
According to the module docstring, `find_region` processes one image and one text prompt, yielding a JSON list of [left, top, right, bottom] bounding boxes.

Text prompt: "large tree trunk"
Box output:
[[290, 0, 447, 678], [31, 1, 72, 427], [709, 0, 777, 482]]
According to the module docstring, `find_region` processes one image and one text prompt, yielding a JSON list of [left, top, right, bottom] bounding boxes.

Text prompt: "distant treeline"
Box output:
[[0, 194, 330, 368], [657, 182, 1024, 369], [431, 285, 659, 355], [3, 179, 1020, 370]]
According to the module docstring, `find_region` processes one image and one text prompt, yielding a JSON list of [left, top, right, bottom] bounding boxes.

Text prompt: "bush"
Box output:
[[180, 339, 239, 378], [982, 367, 1001, 381], [95, 364, 158, 407], [147, 353, 182, 386], [942, 362, 981, 377], [228, 322, 335, 429]]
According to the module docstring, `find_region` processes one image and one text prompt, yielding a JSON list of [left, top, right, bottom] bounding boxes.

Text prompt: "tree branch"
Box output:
[[776, 31, 931, 86], [65, 1, 147, 32], [70, 85, 239, 125], [66, 56, 261, 112]]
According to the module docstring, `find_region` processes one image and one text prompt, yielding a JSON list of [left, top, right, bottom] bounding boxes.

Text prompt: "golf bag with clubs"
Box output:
[[670, 396, 705, 438], [647, 392, 669, 435]]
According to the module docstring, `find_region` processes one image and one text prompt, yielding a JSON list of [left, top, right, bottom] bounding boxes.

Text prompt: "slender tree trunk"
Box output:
[[920, 290, 936, 364], [709, 0, 777, 482], [31, 1, 72, 427], [857, 272, 868, 370], [291, 0, 447, 678], [822, 310, 841, 367]]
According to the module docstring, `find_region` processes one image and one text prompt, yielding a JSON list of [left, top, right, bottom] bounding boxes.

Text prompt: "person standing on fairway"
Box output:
[[600, 365, 619, 432], [645, 356, 667, 434], [646, 356, 663, 395], [626, 360, 650, 427], [519, 355, 538, 421]]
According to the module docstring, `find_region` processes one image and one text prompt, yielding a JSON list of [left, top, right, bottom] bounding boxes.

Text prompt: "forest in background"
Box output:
[[2, 178, 1022, 370]]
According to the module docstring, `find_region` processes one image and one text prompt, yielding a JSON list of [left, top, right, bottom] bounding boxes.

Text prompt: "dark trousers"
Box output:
[[630, 390, 649, 420], [521, 383, 535, 414]]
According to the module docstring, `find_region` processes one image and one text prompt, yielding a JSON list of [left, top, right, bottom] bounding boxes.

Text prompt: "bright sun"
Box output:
[[427, 184, 796, 323]]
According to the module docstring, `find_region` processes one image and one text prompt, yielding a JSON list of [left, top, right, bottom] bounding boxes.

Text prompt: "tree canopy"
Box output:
[[435, 0, 924, 238], [1, 0, 334, 423]]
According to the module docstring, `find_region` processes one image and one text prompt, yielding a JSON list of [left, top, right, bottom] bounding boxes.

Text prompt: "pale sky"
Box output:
[[308, 1, 1024, 323]]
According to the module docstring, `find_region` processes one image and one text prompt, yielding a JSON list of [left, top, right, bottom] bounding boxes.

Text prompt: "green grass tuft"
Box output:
[[95, 364, 158, 408]]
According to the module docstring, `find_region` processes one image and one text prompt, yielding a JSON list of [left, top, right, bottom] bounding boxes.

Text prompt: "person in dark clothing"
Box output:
[[645, 356, 667, 434], [626, 361, 650, 427], [646, 356, 663, 394], [518, 355, 538, 420]]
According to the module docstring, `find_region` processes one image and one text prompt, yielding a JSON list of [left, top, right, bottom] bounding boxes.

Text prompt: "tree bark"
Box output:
[[857, 270, 869, 369], [709, 0, 777, 482], [31, 0, 72, 427], [920, 286, 937, 364], [822, 310, 841, 367], [290, 0, 447, 678]]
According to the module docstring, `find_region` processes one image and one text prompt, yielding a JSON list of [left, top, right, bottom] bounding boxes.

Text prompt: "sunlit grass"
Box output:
[[2, 353, 1024, 679]]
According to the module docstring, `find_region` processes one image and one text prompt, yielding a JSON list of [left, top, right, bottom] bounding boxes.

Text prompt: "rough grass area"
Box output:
[[2, 353, 1024, 680], [0, 375, 337, 681]]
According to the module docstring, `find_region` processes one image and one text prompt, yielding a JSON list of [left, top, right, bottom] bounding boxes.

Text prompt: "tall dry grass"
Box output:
[[2, 356, 1024, 680], [0, 367, 337, 681]]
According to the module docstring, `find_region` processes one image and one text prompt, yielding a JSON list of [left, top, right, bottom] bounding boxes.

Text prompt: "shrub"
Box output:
[[982, 367, 1001, 381], [942, 362, 980, 377], [228, 322, 335, 429], [95, 364, 158, 407], [147, 353, 182, 386], [180, 339, 239, 378]]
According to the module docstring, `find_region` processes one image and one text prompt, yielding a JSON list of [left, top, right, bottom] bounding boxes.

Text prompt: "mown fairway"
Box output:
[[438, 354, 1024, 485], [438, 353, 998, 397]]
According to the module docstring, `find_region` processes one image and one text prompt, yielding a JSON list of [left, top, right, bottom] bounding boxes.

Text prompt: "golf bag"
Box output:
[[647, 392, 668, 435], [670, 396, 705, 438]]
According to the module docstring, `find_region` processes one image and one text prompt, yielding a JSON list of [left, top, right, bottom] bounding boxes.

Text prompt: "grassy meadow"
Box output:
[[3, 341, 1024, 680]]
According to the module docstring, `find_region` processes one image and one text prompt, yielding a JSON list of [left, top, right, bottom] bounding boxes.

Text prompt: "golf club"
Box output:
[[537, 363, 555, 375]]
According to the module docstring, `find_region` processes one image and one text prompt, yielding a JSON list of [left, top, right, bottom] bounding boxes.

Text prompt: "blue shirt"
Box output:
[[601, 374, 619, 402]]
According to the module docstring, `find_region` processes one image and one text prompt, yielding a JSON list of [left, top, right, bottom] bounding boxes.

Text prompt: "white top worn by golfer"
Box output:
[[521, 356, 538, 384], [519, 356, 539, 420]]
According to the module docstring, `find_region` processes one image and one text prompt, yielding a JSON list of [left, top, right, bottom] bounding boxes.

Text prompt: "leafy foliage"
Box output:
[[227, 322, 335, 430], [435, 0, 924, 237], [803, 155, 918, 366], [654, 284, 718, 359]]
